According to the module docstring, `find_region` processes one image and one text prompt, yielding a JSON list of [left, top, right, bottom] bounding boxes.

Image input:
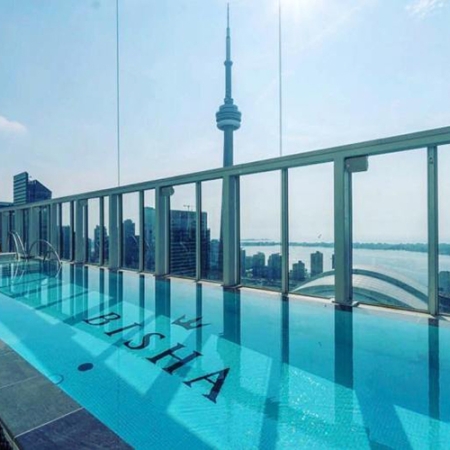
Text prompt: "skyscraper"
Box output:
[[310, 251, 324, 277], [123, 219, 138, 268], [13, 172, 52, 206], [252, 252, 266, 278], [439, 271, 450, 297], [290, 260, 306, 282], [170, 209, 208, 278], [216, 4, 242, 167], [267, 253, 282, 280]]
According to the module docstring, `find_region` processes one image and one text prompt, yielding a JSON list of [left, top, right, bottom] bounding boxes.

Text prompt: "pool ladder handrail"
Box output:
[[28, 239, 62, 276], [11, 259, 27, 285], [7, 231, 27, 260]]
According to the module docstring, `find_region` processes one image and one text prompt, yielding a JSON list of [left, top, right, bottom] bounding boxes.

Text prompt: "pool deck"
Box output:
[[0, 340, 131, 450]]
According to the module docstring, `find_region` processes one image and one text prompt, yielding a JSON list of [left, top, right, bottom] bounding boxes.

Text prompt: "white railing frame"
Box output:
[[1, 126, 450, 314]]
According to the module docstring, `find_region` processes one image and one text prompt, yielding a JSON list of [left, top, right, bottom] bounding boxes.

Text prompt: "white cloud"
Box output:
[[0, 115, 27, 134], [406, 0, 447, 18]]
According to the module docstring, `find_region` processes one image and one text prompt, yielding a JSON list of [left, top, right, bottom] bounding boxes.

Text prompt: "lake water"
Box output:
[[242, 245, 450, 287]]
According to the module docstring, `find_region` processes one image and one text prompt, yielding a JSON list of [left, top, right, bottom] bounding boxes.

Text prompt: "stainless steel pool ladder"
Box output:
[[28, 239, 62, 268], [7, 231, 27, 260]]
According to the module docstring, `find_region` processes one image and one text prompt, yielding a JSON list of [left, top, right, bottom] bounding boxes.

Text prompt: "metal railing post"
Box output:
[[428, 146, 439, 315], [57, 203, 62, 256], [139, 191, 145, 272], [109, 194, 120, 270], [50, 203, 59, 252], [15, 209, 24, 247], [84, 201, 89, 262], [69, 201, 75, 261], [45, 206, 51, 242], [334, 157, 352, 305], [29, 208, 39, 257], [281, 169, 289, 294], [155, 186, 172, 276], [222, 175, 239, 287], [75, 199, 85, 263], [196, 182, 202, 281], [118, 194, 123, 267], [99, 197, 105, 266]]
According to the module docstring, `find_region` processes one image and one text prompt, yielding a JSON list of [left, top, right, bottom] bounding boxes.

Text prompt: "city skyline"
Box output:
[[1, 1, 450, 242], [58, 208, 450, 302], [4, 180, 450, 305]]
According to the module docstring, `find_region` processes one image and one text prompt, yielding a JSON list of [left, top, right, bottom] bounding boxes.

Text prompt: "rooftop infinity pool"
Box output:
[[0, 260, 449, 449]]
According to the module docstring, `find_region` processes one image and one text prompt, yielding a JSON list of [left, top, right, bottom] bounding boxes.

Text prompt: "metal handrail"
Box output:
[[6, 231, 26, 260], [0, 125, 449, 213], [28, 239, 62, 273], [10, 259, 27, 285]]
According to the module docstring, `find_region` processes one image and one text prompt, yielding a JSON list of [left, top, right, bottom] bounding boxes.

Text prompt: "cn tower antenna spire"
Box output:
[[216, 3, 242, 167], [225, 3, 232, 103]]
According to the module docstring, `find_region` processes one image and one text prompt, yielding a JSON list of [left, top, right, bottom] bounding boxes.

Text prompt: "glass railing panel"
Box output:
[[288, 163, 334, 298], [87, 198, 100, 264], [439, 145, 450, 313], [122, 193, 140, 270], [352, 149, 428, 311], [240, 172, 281, 290], [61, 203, 71, 260], [144, 190, 155, 272], [201, 179, 223, 282], [170, 184, 197, 278]]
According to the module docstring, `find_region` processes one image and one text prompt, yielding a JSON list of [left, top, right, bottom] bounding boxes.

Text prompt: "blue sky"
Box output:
[[1, 0, 449, 241]]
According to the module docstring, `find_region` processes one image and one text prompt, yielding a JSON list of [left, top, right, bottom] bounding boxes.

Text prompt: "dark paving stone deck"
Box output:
[[0, 340, 131, 449], [0, 351, 41, 389], [0, 376, 81, 437], [0, 341, 12, 355], [17, 409, 131, 450]]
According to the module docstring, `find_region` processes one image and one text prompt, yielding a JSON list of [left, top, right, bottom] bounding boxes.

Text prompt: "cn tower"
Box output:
[[216, 4, 242, 167]]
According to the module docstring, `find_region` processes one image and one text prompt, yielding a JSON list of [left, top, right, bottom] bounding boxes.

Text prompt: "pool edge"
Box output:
[[0, 339, 132, 450]]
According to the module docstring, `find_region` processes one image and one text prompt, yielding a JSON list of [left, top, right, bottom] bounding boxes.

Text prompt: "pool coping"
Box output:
[[0, 339, 132, 450]]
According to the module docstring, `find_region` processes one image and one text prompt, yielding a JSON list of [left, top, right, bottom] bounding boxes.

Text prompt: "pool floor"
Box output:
[[0, 261, 449, 449]]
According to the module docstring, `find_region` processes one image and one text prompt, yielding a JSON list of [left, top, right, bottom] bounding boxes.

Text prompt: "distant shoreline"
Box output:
[[241, 241, 450, 255]]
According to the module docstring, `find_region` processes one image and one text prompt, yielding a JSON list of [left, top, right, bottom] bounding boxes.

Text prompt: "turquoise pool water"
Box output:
[[0, 260, 449, 449]]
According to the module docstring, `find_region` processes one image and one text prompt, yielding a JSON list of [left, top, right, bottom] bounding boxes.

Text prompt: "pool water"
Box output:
[[0, 261, 449, 449]]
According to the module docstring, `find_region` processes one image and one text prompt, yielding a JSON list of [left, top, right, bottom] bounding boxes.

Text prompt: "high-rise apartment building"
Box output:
[[13, 172, 52, 206], [290, 260, 306, 282], [310, 251, 324, 277], [267, 253, 282, 280], [252, 252, 266, 278]]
